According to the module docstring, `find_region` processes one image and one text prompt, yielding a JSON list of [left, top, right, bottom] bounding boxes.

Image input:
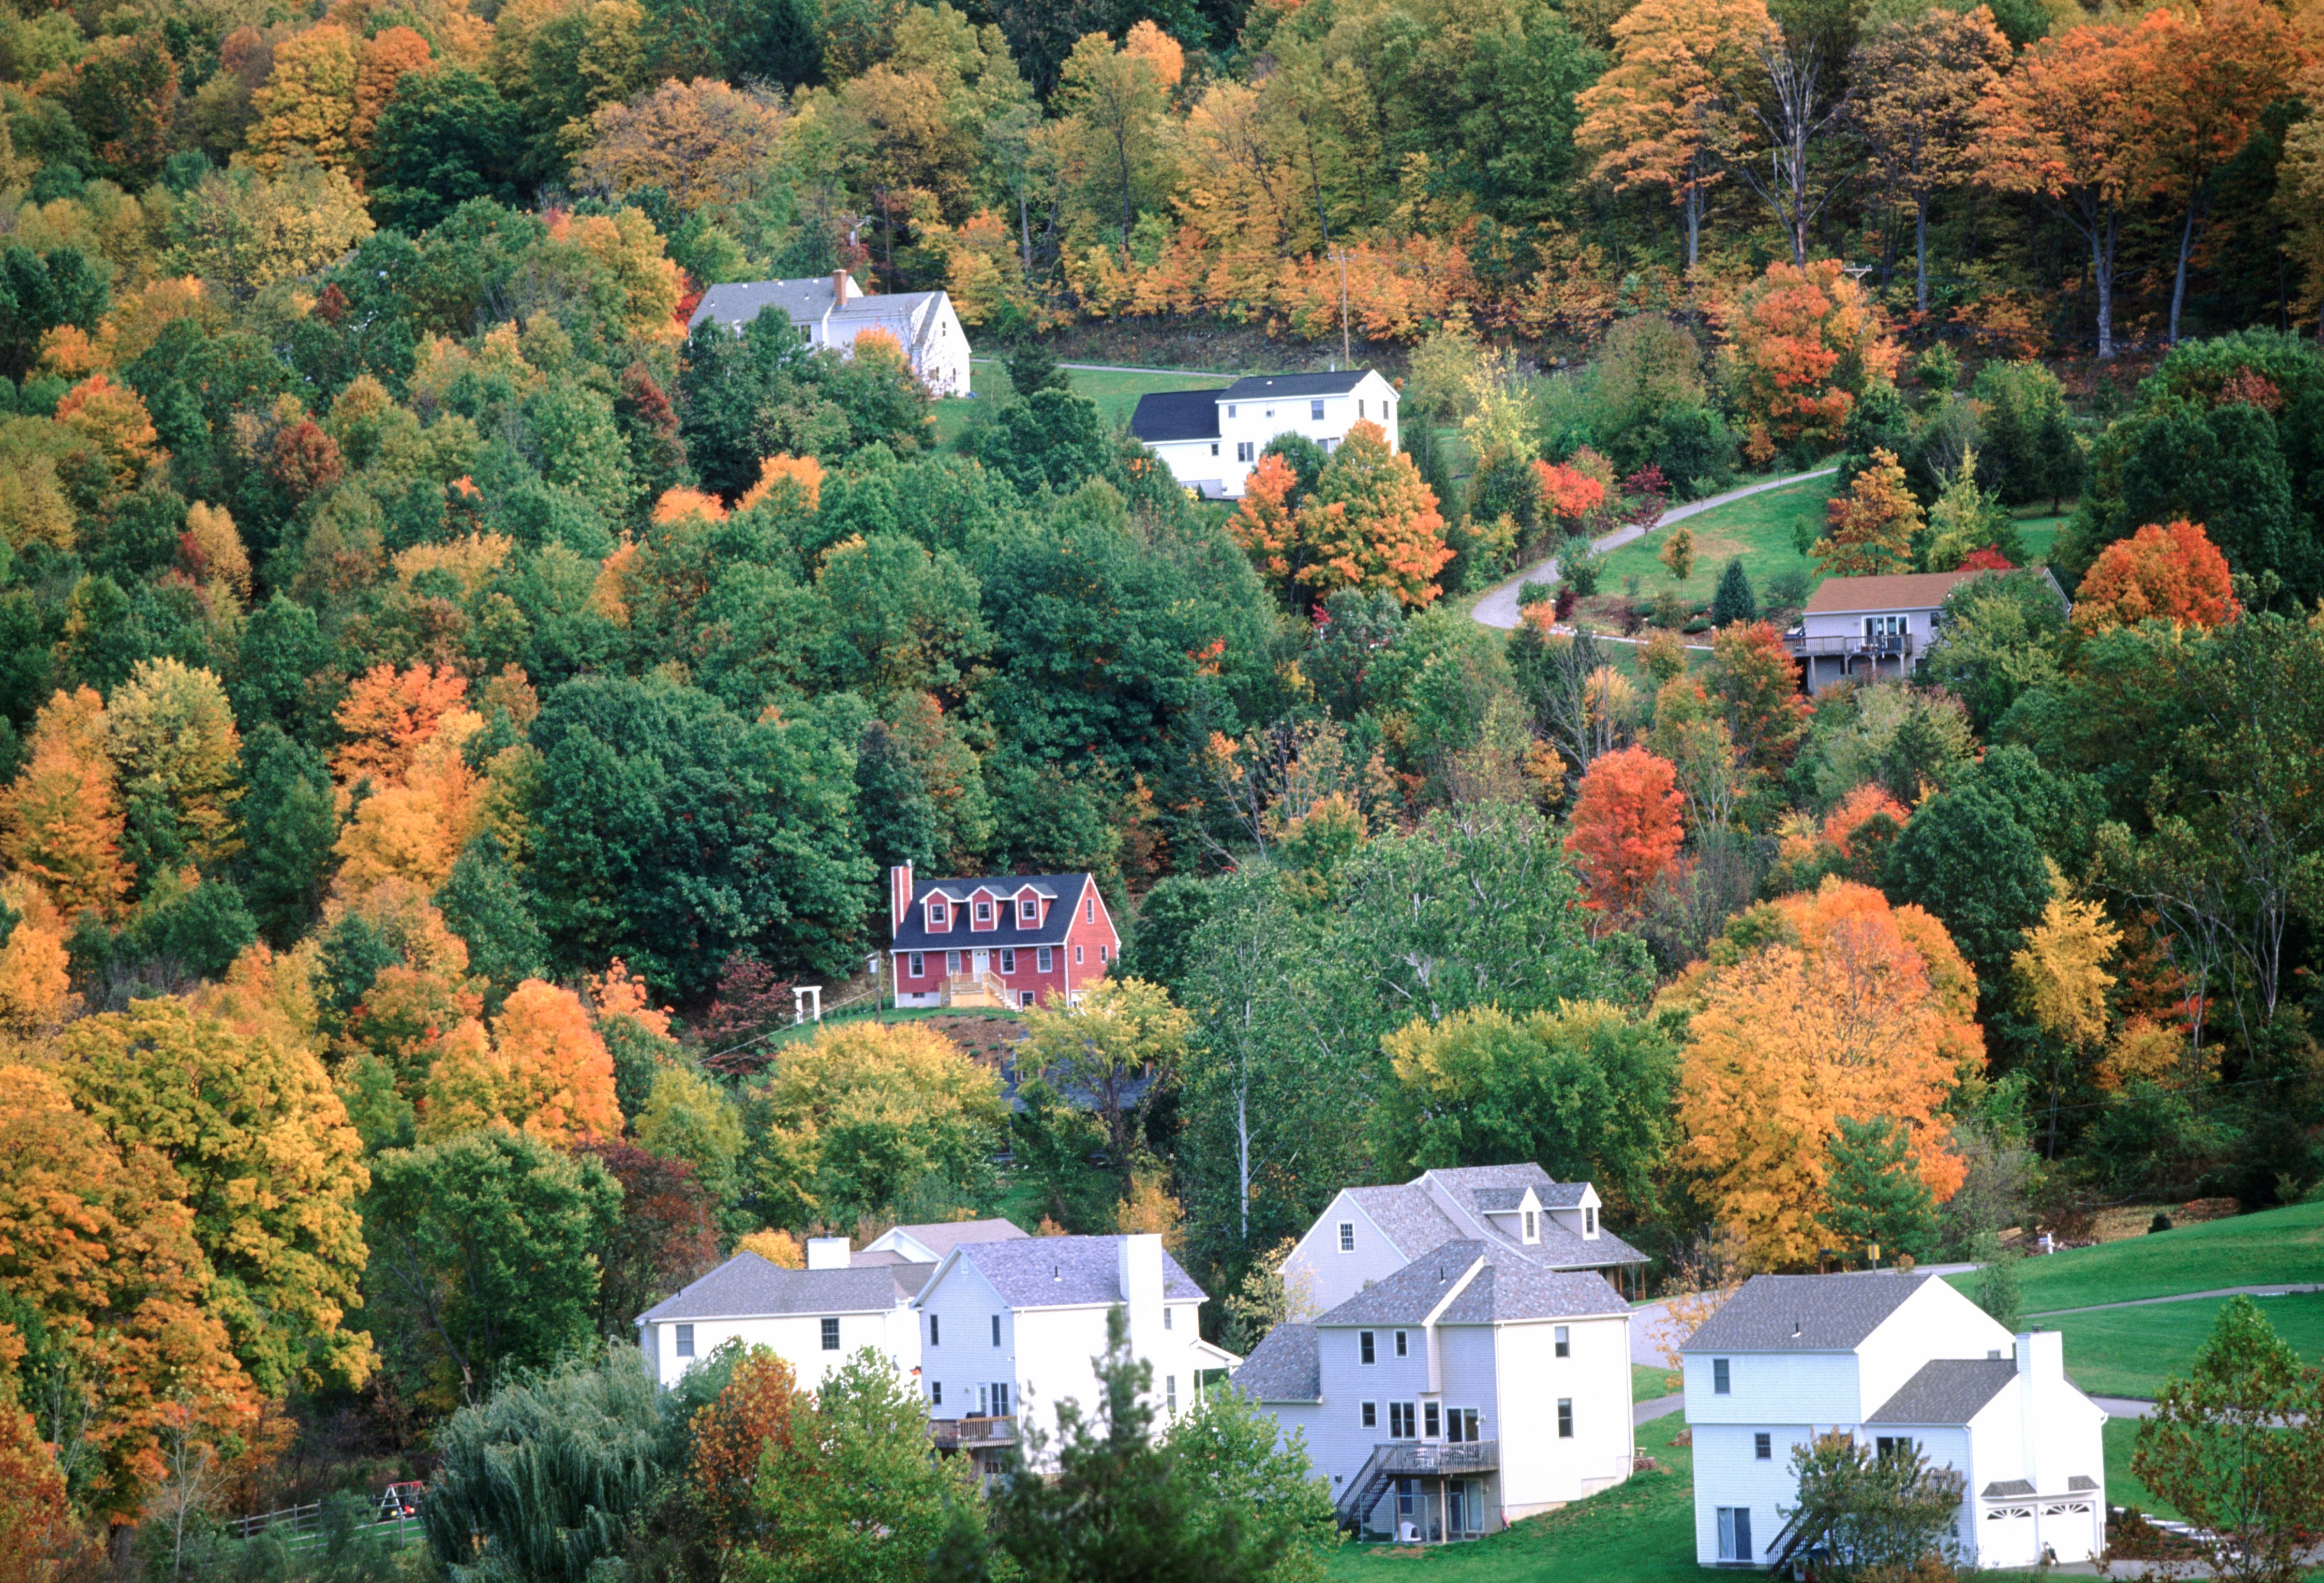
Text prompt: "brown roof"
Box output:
[[1803, 570, 1989, 616]]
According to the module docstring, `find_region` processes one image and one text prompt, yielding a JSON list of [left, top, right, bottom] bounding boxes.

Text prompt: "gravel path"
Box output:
[[1470, 466, 1840, 631], [2027, 1282, 2324, 1319]]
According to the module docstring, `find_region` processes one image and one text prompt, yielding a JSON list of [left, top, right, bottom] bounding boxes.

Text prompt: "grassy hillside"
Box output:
[[933, 359, 1234, 443], [2051, 1292, 2324, 1400], [1595, 474, 1835, 607], [1944, 1201, 2324, 1315]]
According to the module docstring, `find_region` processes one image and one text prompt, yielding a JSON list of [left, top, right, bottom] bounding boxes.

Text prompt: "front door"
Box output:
[[972, 949, 990, 978]]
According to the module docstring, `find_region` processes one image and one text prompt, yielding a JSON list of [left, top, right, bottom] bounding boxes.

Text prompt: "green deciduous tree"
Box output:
[[1776, 1431, 1965, 1579], [1021, 976, 1191, 1197]]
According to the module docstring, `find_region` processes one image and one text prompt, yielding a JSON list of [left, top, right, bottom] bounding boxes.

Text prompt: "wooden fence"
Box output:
[[230, 1502, 423, 1552]]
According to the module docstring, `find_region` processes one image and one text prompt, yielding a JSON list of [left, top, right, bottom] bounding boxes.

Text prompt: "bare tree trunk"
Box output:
[[1915, 193, 1929, 315], [2169, 191, 2210, 346]]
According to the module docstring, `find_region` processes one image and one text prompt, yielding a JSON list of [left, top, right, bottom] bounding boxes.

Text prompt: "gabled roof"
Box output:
[[1129, 390, 1223, 443], [885, 1218, 1029, 1258], [1345, 1184, 1463, 1258], [890, 873, 1098, 950], [1802, 571, 1989, 616], [1315, 1243, 1626, 1326], [831, 290, 945, 323], [946, 1235, 1205, 1308], [1866, 1358, 2021, 1424], [1233, 1323, 1321, 1402], [689, 278, 842, 334], [1343, 1164, 1646, 1272], [1681, 1272, 1932, 1353], [1219, 370, 1376, 400], [637, 1253, 915, 1324]]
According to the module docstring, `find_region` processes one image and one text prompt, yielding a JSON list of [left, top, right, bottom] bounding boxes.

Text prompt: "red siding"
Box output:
[[1064, 878, 1119, 995]]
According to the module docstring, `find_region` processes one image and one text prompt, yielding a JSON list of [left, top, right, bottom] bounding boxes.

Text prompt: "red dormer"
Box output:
[[925, 894, 951, 932], [970, 890, 997, 930]]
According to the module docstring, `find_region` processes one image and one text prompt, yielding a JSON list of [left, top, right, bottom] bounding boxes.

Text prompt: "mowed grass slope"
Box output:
[[1943, 1200, 2324, 1315], [1596, 474, 1835, 606], [2049, 1292, 2324, 1400], [932, 359, 1233, 444]]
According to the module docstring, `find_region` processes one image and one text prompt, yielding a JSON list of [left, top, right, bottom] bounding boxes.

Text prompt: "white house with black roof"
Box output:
[[1285, 1163, 1651, 1316], [1682, 1271, 2107, 1570], [1129, 368, 1401, 499], [912, 1232, 1240, 1475], [1236, 1239, 1634, 1543], [687, 270, 971, 396]]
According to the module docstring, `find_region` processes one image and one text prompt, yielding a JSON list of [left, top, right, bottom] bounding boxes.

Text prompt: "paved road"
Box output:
[[2028, 1282, 2324, 1319], [1635, 1394, 1686, 1427], [1470, 466, 1840, 631], [969, 356, 1236, 379]]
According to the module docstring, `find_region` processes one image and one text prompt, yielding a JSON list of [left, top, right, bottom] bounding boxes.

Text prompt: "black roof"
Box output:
[[1218, 370, 1375, 400], [890, 873, 1096, 951], [1128, 390, 1221, 443]]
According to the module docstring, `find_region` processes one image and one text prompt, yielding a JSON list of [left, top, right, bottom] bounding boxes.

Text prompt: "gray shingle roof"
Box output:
[[1347, 1170, 1647, 1273], [689, 278, 839, 334], [1682, 1273, 1932, 1354], [887, 1218, 1030, 1257], [1471, 1187, 1530, 1211], [955, 1235, 1205, 1308], [2068, 1475, 2098, 1492], [1129, 390, 1223, 443], [1866, 1358, 2021, 1424], [891, 875, 1093, 950], [1315, 1243, 1627, 1326], [1346, 1184, 1463, 1257], [637, 1253, 912, 1324], [1536, 1183, 1589, 1209], [1219, 370, 1373, 400], [1233, 1323, 1321, 1402], [1983, 1479, 2035, 1499]]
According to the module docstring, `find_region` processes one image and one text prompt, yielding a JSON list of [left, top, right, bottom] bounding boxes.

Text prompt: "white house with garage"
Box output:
[[912, 1232, 1240, 1475], [1236, 1241, 1634, 1543], [1681, 1271, 2107, 1571], [634, 1218, 1024, 1391], [687, 270, 972, 396], [1284, 1163, 1651, 1315], [1129, 369, 1401, 499]]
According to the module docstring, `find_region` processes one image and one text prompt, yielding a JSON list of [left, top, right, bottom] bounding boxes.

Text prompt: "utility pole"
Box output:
[[1332, 249, 1352, 367]]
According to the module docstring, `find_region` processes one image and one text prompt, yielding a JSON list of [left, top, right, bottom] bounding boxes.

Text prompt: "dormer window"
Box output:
[[1019, 897, 1038, 923], [1523, 1210, 1538, 1243], [1585, 1206, 1597, 1236], [929, 903, 947, 927], [975, 901, 992, 924]]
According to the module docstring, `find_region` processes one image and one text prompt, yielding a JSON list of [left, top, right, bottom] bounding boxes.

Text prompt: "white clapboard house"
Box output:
[[1785, 569, 2068, 694], [1129, 369, 1401, 499], [1682, 1272, 2107, 1570], [687, 270, 972, 396]]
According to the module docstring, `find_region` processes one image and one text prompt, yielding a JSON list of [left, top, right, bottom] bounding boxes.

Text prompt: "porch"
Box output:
[[1337, 1441, 1501, 1542]]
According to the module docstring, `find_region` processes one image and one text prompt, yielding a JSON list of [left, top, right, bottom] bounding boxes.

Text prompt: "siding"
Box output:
[[1489, 1313, 1632, 1515], [1684, 1350, 1863, 1426], [1285, 1193, 1414, 1316], [641, 1306, 913, 1393]]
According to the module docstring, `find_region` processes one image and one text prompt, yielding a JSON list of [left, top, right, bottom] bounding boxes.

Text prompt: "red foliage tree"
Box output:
[[1706, 621, 1810, 774], [1563, 745, 1686, 923], [269, 419, 345, 500], [574, 1142, 721, 1339], [2073, 520, 2239, 633]]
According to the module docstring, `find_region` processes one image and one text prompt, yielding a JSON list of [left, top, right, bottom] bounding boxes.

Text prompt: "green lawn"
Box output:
[[1634, 1365, 1679, 1402], [2015, 512, 2068, 567], [1945, 1201, 2324, 1315], [2050, 1292, 2324, 1400], [1597, 474, 1836, 608], [932, 358, 1233, 445]]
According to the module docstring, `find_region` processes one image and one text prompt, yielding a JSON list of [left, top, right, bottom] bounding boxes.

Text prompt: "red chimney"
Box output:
[[833, 270, 848, 306], [890, 862, 913, 937]]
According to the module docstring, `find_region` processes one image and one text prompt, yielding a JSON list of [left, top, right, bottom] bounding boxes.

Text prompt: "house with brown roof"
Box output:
[[1784, 569, 2066, 694]]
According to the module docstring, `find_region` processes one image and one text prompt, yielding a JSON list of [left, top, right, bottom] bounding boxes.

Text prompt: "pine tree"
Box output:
[[1710, 557, 1757, 626], [1822, 1115, 1939, 1262]]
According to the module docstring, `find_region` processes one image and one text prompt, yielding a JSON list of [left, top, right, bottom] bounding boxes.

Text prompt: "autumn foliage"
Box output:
[[423, 979, 623, 1144], [1563, 746, 1686, 923], [1815, 449, 1921, 576], [1534, 460, 1607, 525], [2072, 521, 2239, 634], [1721, 260, 1901, 457], [1670, 879, 1980, 1269]]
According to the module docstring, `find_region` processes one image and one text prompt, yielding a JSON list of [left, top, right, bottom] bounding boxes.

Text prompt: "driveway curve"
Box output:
[[1470, 466, 1839, 631]]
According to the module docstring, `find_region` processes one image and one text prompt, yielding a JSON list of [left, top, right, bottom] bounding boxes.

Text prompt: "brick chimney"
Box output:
[[832, 269, 848, 305], [890, 862, 913, 937]]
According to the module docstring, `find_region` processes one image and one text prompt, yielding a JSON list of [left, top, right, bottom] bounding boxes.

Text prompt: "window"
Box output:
[[1388, 1402, 1416, 1439], [1264, 407, 1275, 419], [1227, 404, 1237, 417], [1876, 1436, 1912, 1460], [1358, 398, 1366, 419], [1210, 442, 1218, 456], [1754, 1433, 1772, 1461], [1338, 1222, 1355, 1252], [1020, 990, 1034, 1008], [1098, 945, 1109, 962], [1393, 1331, 1408, 1358], [975, 901, 992, 923], [1585, 1206, 1597, 1235], [1447, 1407, 1478, 1443], [908, 952, 925, 978], [1361, 1401, 1377, 1429], [931, 1315, 941, 1346], [1164, 1307, 1173, 1330], [930, 904, 947, 927], [946, 950, 962, 975], [821, 1317, 840, 1351], [1717, 1507, 1754, 1562], [1038, 947, 1052, 972], [1085, 898, 1094, 922], [1713, 1358, 1731, 1394], [991, 1315, 1001, 1346], [977, 1383, 990, 1415], [1423, 1402, 1440, 1438], [1236, 441, 1254, 462], [1557, 1399, 1573, 1439], [1166, 1375, 1178, 1413], [1310, 399, 1325, 420], [990, 1381, 1011, 1415], [1524, 1210, 1538, 1242], [1000, 948, 1016, 974], [1075, 946, 1084, 964], [1020, 897, 1037, 921], [1360, 1331, 1376, 1365], [1554, 1325, 1570, 1358], [932, 1380, 943, 1406], [1865, 614, 1909, 639], [675, 1323, 694, 1359]]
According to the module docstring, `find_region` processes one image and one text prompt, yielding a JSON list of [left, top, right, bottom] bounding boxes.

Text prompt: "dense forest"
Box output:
[[0, 0, 2321, 1568]]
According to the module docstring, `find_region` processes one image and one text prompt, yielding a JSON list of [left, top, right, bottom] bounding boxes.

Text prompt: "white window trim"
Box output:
[[1338, 1221, 1355, 1252], [908, 952, 925, 978]]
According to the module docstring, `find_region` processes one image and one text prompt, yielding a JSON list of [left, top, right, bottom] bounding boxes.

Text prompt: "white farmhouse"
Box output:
[[635, 1237, 928, 1393], [1785, 569, 2068, 694], [1129, 369, 1401, 499], [1682, 1272, 2107, 1570], [1285, 1163, 1651, 1316], [1237, 1243, 1633, 1543], [912, 1232, 1239, 1476], [687, 270, 972, 397]]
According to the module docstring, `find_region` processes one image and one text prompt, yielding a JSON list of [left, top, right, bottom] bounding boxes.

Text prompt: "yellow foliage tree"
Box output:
[[1670, 878, 1979, 1268], [1814, 449, 1921, 576], [2012, 887, 2121, 1051], [0, 687, 129, 917], [575, 78, 786, 214], [54, 375, 163, 510], [736, 1228, 805, 1267], [422, 979, 622, 1143], [332, 707, 486, 895], [107, 658, 245, 871], [181, 501, 252, 601], [0, 881, 71, 1032], [737, 453, 823, 513], [351, 27, 434, 156], [247, 25, 361, 176]]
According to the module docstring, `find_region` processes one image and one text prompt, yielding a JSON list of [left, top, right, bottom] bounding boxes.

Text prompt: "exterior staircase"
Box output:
[[942, 970, 1017, 1009], [1333, 1440, 1500, 1535]]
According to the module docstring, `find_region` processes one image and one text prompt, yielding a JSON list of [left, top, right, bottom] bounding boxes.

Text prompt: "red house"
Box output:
[[887, 862, 1120, 1010]]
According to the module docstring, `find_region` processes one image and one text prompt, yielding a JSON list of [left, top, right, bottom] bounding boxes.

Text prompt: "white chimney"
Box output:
[[1118, 1233, 1164, 1356], [2015, 1329, 2062, 1382], [807, 1236, 851, 1271]]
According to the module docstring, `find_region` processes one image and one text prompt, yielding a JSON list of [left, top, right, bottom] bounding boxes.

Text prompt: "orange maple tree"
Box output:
[[1534, 460, 1607, 526], [423, 979, 622, 1144], [0, 687, 130, 918], [332, 662, 470, 786], [1720, 260, 1900, 456], [1814, 449, 1920, 576], [1706, 621, 1811, 774], [1563, 745, 1686, 923], [689, 1350, 797, 1546], [1293, 421, 1453, 609], [1227, 452, 1306, 604], [1821, 783, 1912, 858], [2072, 520, 2239, 634]]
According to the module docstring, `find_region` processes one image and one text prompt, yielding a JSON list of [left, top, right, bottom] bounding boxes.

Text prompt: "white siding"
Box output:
[[1490, 1313, 1632, 1517], [640, 1307, 914, 1393], [1684, 1350, 1863, 1426], [918, 1259, 1016, 1419], [1285, 1191, 1413, 1316], [1692, 1422, 1818, 1565]]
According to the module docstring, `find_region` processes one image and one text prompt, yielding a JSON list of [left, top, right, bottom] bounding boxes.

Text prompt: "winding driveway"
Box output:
[[1470, 466, 1840, 631]]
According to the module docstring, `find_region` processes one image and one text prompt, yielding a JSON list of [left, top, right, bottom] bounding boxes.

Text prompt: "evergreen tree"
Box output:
[[1007, 341, 1068, 397], [1970, 1232, 2022, 1331], [435, 834, 549, 1011], [1709, 557, 1757, 626], [1821, 1115, 1938, 1262]]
